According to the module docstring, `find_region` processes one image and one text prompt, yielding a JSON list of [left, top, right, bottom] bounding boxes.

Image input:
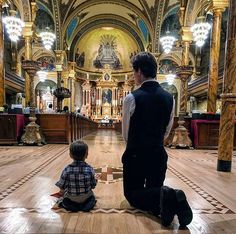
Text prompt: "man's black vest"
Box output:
[[127, 81, 173, 151]]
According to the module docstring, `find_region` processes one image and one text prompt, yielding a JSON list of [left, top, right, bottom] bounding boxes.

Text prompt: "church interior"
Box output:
[[0, 0, 236, 233]]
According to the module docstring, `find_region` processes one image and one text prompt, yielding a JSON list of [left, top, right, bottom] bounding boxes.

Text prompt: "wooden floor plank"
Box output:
[[0, 130, 235, 233]]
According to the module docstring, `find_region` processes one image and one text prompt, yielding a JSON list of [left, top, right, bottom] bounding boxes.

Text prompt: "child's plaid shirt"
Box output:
[[56, 160, 97, 196]]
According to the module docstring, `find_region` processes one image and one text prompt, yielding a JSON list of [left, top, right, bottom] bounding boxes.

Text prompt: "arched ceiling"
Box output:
[[35, 0, 179, 51], [15, 0, 181, 72]]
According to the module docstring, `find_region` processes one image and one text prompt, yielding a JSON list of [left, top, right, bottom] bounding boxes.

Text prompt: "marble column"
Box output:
[[24, 36, 33, 105], [207, 8, 223, 113], [54, 50, 64, 112], [67, 62, 76, 112], [217, 0, 236, 172], [83, 90, 85, 105], [179, 41, 191, 116], [21, 60, 44, 145], [62, 76, 69, 109], [170, 39, 193, 148], [71, 79, 75, 112], [0, 1, 5, 106]]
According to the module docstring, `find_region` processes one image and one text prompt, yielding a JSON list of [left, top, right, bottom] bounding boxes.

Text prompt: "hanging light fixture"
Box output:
[[37, 70, 48, 82], [39, 27, 56, 50], [166, 73, 176, 85], [160, 31, 176, 54], [191, 16, 211, 47], [2, 10, 25, 42]]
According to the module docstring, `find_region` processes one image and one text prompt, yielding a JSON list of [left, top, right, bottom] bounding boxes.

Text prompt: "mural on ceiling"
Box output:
[[75, 50, 85, 68], [161, 11, 181, 38], [137, 19, 149, 43], [37, 0, 53, 15], [37, 56, 56, 71], [35, 9, 54, 33], [93, 35, 122, 70], [74, 28, 139, 72], [66, 13, 88, 43], [164, 0, 179, 13], [158, 59, 178, 74]]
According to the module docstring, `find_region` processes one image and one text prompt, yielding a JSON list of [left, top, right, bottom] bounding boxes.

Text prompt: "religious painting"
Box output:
[[75, 49, 85, 68], [93, 35, 122, 70], [159, 59, 178, 74], [37, 56, 56, 71], [102, 89, 112, 104], [104, 73, 110, 81]]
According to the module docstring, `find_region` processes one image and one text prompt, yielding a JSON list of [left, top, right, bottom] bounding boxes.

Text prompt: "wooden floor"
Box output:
[[0, 130, 236, 234]]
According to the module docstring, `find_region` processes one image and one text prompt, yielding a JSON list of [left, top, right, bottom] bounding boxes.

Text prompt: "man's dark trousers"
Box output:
[[122, 147, 168, 213]]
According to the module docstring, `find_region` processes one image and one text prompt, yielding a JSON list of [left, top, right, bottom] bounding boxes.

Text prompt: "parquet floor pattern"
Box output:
[[0, 130, 235, 233]]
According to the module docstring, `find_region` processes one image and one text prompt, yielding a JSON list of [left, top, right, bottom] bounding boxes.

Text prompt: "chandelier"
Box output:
[[3, 11, 25, 42], [160, 31, 176, 54], [37, 70, 48, 82], [191, 16, 211, 47], [39, 28, 56, 50], [166, 74, 176, 85]]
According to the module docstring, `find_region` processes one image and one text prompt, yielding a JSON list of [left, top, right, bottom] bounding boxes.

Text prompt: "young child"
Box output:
[[55, 140, 97, 212]]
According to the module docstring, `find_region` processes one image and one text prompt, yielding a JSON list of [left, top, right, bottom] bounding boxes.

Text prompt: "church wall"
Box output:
[[158, 74, 181, 116], [196, 99, 222, 113]]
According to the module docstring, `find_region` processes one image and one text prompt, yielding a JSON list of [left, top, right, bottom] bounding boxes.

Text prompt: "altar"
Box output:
[[102, 102, 111, 117], [81, 66, 131, 122], [98, 116, 114, 129]]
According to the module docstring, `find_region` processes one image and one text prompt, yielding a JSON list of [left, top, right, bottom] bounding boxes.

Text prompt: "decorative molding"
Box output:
[[52, 0, 61, 49], [155, 0, 166, 53]]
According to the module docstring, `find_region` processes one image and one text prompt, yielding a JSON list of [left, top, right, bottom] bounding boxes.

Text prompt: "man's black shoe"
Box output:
[[175, 189, 193, 227], [160, 186, 176, 226]]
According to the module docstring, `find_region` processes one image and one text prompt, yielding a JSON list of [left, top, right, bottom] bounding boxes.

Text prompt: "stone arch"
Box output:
[[35, 80, 57, 112], [62, 0, 152, 46], [159, 50, 196, 68], [185, 0, 210, 26], [33, 48, 55, 60]]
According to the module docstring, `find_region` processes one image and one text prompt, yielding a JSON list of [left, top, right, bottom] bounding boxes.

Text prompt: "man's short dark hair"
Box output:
[[132, 52, 157, 78], [49, 104, 53, 108], [70, 140, 88, 161]]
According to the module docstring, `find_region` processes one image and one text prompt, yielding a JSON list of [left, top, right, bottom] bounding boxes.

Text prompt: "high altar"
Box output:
[[81, 67, 132, 122]]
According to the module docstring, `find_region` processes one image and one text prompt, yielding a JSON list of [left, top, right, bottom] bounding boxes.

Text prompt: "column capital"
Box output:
[[176, 65, 193, 81], [54, 50, 64, 64], [211, 0, 229, 11], [180, 27, 193, 42], [54, 50, 64, 71]]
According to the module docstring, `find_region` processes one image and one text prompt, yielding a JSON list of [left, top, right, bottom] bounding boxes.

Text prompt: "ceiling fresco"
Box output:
[[30, 0, 181, 65], [75, 28, 139, 72]]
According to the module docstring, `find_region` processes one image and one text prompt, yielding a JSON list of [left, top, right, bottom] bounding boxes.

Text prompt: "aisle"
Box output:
[[0, 129, 235, 233]]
